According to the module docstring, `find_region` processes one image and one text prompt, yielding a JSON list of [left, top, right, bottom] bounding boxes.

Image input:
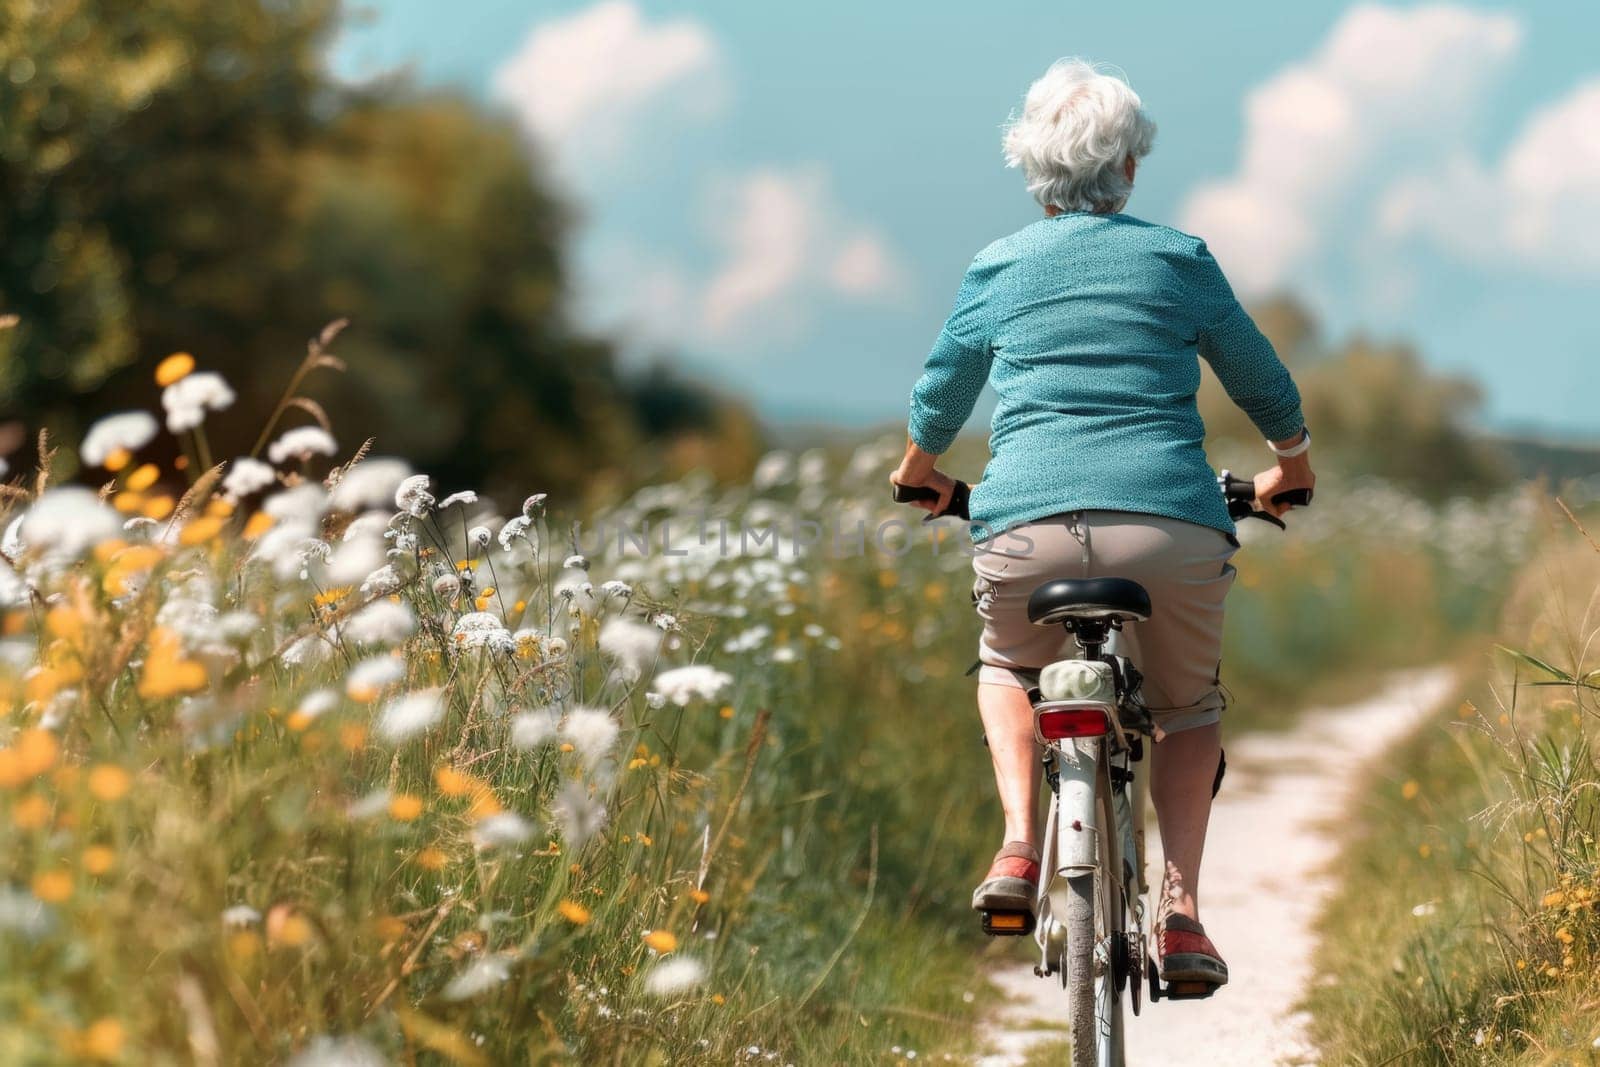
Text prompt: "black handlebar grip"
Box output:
[[1270, 488, 1314, 507], [891, 482, 940, 505], [890, 480, 971, 521]]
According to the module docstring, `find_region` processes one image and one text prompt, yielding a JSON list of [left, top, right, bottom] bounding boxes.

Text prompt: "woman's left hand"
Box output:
[[890, 464, 956, 515]]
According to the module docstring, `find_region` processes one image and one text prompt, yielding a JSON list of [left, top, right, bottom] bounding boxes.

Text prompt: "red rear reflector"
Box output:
[[987, 912, 1028, 930], [1036, 706, 1110, 739]]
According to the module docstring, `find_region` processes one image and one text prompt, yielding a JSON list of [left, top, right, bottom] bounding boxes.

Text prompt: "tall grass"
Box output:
[[0, 342, 1532, 1064], [1305, 509, 1600, 1064]]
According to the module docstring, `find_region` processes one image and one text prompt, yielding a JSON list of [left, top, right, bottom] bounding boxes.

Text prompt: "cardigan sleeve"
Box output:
[[907, 261, 994, 455], [1188, 241, 1305, 442]]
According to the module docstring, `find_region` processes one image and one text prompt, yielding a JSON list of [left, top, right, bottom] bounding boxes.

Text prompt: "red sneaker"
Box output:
[[971, 841, 1040, 912], [1155, 913, 1229, 986]]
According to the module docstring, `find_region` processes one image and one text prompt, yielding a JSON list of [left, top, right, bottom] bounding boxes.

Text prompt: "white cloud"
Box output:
[[699, 169, 905, 340], [495, 4, 906, 356], [1381, 79, 1600, 275], [1181, 3, 1522, 294], [595, 168, 906, 352], [491, 1, 724, 168]]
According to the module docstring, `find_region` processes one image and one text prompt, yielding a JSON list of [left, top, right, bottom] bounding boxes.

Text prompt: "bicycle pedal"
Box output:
[[980, 909, 1035, 937], [1147, 974, 1219, 1001]]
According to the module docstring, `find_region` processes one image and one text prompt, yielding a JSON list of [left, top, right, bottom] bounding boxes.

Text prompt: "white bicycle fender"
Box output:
[[1053, 739, 1099, 875]]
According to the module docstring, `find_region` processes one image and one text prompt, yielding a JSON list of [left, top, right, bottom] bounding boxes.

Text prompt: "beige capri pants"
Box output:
[[972, 510, 1239, 736]]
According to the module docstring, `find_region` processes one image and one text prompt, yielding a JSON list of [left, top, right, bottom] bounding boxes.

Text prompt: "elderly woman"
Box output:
[[891, 59, 1314, 986]]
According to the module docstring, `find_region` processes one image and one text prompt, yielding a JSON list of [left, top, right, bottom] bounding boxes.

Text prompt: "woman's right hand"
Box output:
[[1252, 453, 1315, 518]]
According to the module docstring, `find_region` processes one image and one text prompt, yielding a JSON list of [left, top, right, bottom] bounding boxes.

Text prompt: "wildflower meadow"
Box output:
[[0, 329, 1544, 1064]]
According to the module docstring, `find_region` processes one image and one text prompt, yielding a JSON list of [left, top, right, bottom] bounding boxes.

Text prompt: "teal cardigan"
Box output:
[[908, 213, 1304, 536]]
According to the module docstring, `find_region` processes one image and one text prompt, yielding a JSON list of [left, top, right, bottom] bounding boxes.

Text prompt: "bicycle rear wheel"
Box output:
[[1063, 778, 1127, 1066]]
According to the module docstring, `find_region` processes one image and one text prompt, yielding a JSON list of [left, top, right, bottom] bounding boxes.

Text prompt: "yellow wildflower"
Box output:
[[141, 495, 175, 521], [138, 628, 206, 699], [12, 794, 53, 829], [557, 900, 591, 925], [82, 845, 116, 876], [689, 888, 710, 904], [87, 764, 132, 801], [32, 869, 73, 903], [103, 448, 132, 473], [79, 1018, 125, 1062], [416, 847, 449, 871], [643, 930, 678, 953], [338, 723, 367, 752], [434, 766, 473, 797], [155, 352, 195, 386], [1400, 780, 1420, 800], [178, 516, 226, 547], [388, 794, 424, 821], [243, 511, 275, 539], [125, 463, 160, 491]]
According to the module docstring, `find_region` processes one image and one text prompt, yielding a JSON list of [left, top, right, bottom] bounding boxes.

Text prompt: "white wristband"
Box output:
[[1268, 426, 1311, 458]]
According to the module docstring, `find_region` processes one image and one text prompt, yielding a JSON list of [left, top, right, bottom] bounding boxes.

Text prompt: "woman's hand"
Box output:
[[890, 464, 957, 516], [1252, 453, 1315, 518]]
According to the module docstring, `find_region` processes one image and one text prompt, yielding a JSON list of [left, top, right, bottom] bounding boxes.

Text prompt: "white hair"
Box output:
[[1002, 59, 1156, 214]]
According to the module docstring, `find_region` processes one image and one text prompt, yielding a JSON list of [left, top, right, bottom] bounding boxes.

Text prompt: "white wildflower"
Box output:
[[286, 1036, 387, 1067], [473, 811, 534, 850], [281, 631, 334, 667], [442, 956, 512, 1001], [326, 534, 387, 588], [161, 371, 235, 433], [346, 789, 392, 820], [562, 707, 620, 764], [438, 490, 478, 510], [644, 692, 666, 710], [267, 426, 338, 465], [551, 781, 607, 846], [395, 474, 434, 516], [652, 613, 676, 631], [563, 553, 588, 571], [263, 483, 328, 523], [346, 656, 404, 699], [598, 617, 662, 679], [359, 563, 406, 598], [510, 708, 559, 750], [467, 525, 491, 549], [222, 457, 277, 499], [340, 600, 414, 645], [522, 493, 546, 517], [298, 689, 339, 721], [432, 573, 461, 599], [80, 411, 158, 466], [752, 450, 793, 489], [599, 579, 632, 599], [644, 956, 706, 996], [17, 488, 122, 562], [649, 665, 733, 707], [1411, 901, 1437, 918], [498, 515, 532, 550], [328, 458, 413, 512], [452, 612, 513, 654], [221, 905, 261, 927], [376, 688, 444, 743]]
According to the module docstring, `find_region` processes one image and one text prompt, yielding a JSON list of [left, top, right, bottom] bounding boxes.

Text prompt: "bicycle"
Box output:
[[892, 470, 1311, 1067]]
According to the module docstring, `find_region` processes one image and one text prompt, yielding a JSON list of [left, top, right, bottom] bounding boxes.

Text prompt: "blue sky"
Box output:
[[334, 1, 1600, 438]]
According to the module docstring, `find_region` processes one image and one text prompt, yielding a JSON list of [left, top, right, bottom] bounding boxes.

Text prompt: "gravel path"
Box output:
[[974, 666, 1458, 1067]]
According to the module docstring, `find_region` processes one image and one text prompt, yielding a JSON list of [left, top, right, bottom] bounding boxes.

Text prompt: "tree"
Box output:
[[0, 0, 757, 497]]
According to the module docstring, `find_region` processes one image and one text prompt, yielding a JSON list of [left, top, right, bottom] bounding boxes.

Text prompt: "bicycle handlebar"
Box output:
[[1218, 470, 1313, 530], [891, 479, 972, 520], [890, 471, 1311, 529]]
